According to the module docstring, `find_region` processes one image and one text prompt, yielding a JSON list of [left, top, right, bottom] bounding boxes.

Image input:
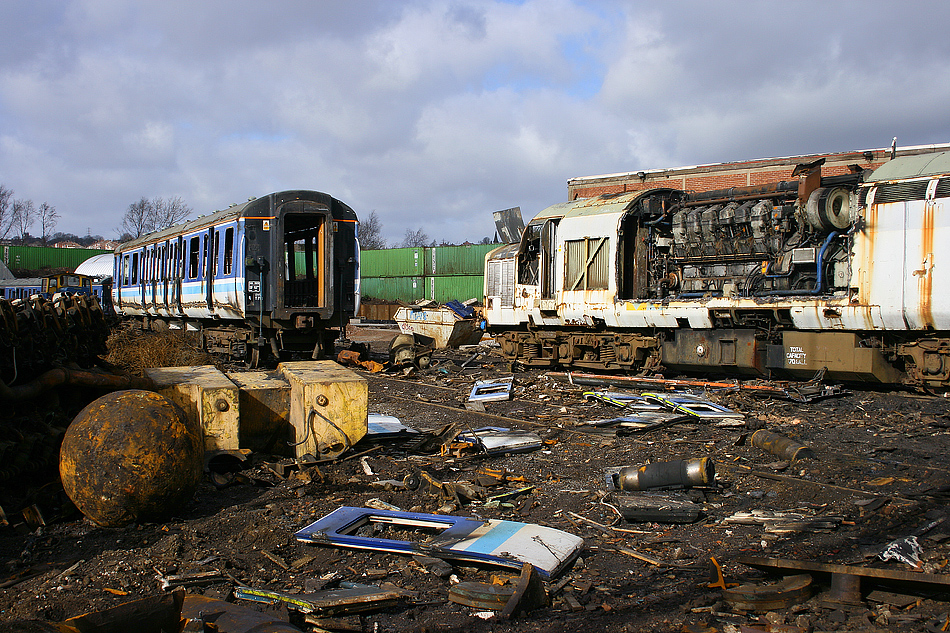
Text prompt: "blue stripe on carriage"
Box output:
[[456, 520, 523, 554]]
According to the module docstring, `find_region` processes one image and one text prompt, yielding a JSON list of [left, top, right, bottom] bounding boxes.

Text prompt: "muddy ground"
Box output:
[[2, 325, 950, 632]]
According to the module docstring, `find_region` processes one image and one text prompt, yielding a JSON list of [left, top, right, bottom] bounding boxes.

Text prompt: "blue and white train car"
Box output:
[[113, 190, 360, 366]]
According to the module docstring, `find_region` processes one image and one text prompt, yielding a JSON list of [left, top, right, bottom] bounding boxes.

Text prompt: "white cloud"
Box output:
[[0, 0, 948, 245]]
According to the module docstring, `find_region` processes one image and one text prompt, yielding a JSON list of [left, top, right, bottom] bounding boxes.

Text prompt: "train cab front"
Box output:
[[243, 191, 359, 362]]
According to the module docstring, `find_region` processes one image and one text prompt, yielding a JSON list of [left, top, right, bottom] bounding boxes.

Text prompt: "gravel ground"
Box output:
[[2, 325, 950, 632]]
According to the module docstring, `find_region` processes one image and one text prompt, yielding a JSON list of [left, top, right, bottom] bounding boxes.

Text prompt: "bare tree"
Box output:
[[359, 211, 386, 250], [401, 227, 430, 248], [0, 185, 14, 240], [120, 197, 151, 239], [38, 202, 59, 244], [119, 196, 192, 239], [152, 196, 191, 230], [11, 199, 36, 242]]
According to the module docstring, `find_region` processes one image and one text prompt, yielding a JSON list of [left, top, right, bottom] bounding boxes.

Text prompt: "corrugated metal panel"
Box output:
[[359, 247, 425, 278], [2, 246, 113, 271], [425, 275, 484, 304], [564, 237, 609, 290], [359, 276, 425, 302], [426, 244, 496, 276]]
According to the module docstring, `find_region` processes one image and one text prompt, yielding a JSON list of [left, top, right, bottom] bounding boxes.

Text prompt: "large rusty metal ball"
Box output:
[[60, 390, 203, 527]]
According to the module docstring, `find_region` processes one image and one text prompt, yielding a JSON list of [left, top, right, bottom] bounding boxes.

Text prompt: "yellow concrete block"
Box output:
[[226, 370, 292, 456], [144, 366, 240, 451], [278, 360, 368, 459]]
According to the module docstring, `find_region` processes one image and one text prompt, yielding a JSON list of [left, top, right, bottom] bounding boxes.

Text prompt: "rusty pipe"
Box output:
[[0, 368, 156, 401], [751, 429, 815, 462], [612, 457, 715, 491]]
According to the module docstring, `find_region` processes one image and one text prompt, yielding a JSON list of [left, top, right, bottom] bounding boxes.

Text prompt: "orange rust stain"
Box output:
[[919, 203, 934, 327], [864, 205, 877, 301]]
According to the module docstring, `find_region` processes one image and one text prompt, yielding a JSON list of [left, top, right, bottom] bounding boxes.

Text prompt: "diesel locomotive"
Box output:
[[113, 190, 360, 366], [484, 151, 950, 390]]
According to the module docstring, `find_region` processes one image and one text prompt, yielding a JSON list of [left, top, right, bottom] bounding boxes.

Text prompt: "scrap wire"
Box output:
[[288, 408, 352, 454], [598, 494, 624, 526]]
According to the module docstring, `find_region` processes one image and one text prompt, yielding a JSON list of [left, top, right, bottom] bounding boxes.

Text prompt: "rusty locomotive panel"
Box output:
[[114, 191, 360, 367], [484, 151, 950, 390]]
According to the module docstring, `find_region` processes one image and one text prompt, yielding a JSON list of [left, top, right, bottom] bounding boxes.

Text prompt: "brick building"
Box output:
[[567, 142, 950, 200]]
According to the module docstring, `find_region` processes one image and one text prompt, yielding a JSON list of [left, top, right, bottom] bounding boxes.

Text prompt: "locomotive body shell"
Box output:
[[484, 151, 950, 389]]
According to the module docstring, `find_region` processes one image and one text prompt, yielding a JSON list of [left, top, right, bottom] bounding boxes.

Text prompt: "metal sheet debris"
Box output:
[[642, 393, 743, 419], [234, 583, 411, 616], [455, 426, 542, 455], [469, 377, 514, 402], [365, 414, 419, 440], [295, 506, 584, 578]]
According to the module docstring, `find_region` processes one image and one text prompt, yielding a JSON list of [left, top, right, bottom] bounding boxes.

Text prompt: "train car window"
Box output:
[[224, 227, 234, 275], [131, 253, 139, 285], [122, 255, 129, 286], [189, 236, 200, 279], [212, 230, 220, 277]]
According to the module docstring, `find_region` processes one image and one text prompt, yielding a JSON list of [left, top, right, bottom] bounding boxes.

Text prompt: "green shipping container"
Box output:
[[359, 247, 425, 278], [360, 276, 426, 303], [425, 244, 496, 277], [2, 245, 112, 272], [425, 275, 484, 305]]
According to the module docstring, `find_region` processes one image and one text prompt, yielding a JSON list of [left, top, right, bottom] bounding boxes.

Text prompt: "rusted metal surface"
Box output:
[[483, 150, 950, 388], [182, 594, 304, 632], [750, 429, 815, 462], [59, 390, 204, 527], [722, 573, 812, 611]]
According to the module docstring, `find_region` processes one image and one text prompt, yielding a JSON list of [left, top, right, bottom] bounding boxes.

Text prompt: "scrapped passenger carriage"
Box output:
[[484, 152, 950, 390], [114, 190, 360, 366]]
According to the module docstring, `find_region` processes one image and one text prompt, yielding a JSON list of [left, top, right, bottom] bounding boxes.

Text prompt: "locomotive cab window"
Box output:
[[282, 203, 328, 308]]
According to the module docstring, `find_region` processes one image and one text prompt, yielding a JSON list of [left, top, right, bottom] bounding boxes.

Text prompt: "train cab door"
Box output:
[[173, 237, 183, 314], [539, 219, 558, 310], [149, 245, 157, 311], [205, 228, 215, 313], [160, 241, 168, 312]]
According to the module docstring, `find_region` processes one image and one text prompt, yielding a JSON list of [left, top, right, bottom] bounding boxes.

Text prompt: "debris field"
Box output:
[[2, 325, 950, 632]]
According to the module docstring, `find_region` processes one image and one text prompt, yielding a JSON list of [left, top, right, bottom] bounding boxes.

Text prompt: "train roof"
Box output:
[[529, 190, 662, 225], [74, 253, 115, 278], [866, 150, 950, 182], [118, 190, 355, 251]]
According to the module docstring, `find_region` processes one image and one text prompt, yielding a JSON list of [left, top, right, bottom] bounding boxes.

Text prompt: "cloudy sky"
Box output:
[[1, 1, 948, 246]]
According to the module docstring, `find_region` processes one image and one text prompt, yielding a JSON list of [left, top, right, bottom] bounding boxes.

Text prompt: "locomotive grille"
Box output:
[[873, 180, 929, 204], [935, 177, 950, 199]]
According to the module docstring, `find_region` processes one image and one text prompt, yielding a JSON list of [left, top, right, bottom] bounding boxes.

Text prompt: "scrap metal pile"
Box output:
[[2, 327, 950, 632]]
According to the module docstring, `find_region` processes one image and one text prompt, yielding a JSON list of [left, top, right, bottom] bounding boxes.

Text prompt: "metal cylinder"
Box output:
[[60, 390, 204, 528], [614, 457, 715, 491], [751, 429, 815, 462]]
